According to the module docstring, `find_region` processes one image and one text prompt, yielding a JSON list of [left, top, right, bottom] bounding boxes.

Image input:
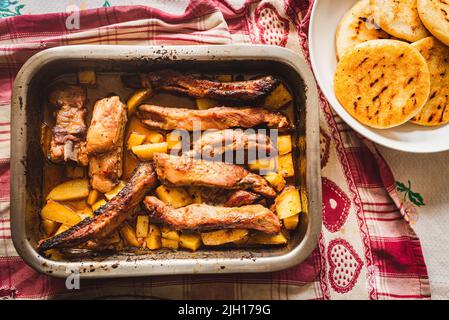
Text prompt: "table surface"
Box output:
[[379, 146, 449, 300], [3, 0, 448, 300]]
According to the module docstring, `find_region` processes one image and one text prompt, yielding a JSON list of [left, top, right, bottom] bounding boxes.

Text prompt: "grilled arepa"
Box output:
[[370, 0, 430, 42], [411, 37, 449, 126], [417, 0, 449, 46], [336, 0, 393, 60], [334, 39, 430, 129]]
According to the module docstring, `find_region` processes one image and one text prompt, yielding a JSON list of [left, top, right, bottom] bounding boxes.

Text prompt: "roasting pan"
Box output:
[[11, 45, 321, 278]]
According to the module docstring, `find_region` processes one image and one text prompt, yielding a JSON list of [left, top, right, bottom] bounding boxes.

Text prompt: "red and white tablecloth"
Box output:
[[0, 0, 431, 299]]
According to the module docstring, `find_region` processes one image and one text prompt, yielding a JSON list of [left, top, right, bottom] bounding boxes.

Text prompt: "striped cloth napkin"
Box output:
[[0, 0, 430, 300]]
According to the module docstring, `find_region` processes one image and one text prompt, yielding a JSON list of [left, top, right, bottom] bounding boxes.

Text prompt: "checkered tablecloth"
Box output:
[[0, 0, 430, 299]]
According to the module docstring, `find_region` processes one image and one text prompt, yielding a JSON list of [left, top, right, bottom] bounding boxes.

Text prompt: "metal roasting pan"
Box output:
[[11, 45, 322, 278]]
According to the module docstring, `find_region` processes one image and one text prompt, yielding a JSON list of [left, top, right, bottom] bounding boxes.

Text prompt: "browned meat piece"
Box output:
[[223, 190, 262, 207], [153, 153, 276, 198], [37, 162, 157, 252], [144, 196, 280, 234], [193, 188, 261, 207], [137, 105, 291, 131], [190, 129, 275, 159], [48, 84, 88, 165], [125, 70, 279, 101], [87, 96, 127, 193]]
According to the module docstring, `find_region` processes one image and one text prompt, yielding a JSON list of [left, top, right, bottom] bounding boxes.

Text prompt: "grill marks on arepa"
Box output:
[[411, 36, 449, 126], [336, 0, 393, 60], [370, 0, 430, 42], [334, 40, 431, 128]]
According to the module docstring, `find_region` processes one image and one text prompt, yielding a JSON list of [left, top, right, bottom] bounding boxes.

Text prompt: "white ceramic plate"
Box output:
[[309, 0, 449, 153]]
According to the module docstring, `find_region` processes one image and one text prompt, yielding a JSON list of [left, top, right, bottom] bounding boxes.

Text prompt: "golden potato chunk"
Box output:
[[155, 185, 193, 208], [264, 172, 286, 192], [146, 224, 162, 250], [277, 153, 295, 178], [87, 189, 101, 206], [136, 215, 149, 238], [277, 135, 292, 155], [127, 132, 146, 150], [146, 131, 164, 144], [92, 199, 107, 211], [132, 142, 168, 160], [283, 214, 299, 230], [248, 157, 277, 173], [41, 219, 59, 237], [166, 131, 182, 150], [180, 233, 202, 251], [201, 229, 249, 246], [161, 238, 179, 250], [120, 222, 140, 247], [161, 226, 180, 241], [264, 83, 293, 109], [276, 186, 302, 219], [127, 88, 152, 117], [41, 200, 82, 226], [78, 70, 96, 85], [104, 181, 126, 200], [249, 232, 288, 245], [46, 179, 89, 201]]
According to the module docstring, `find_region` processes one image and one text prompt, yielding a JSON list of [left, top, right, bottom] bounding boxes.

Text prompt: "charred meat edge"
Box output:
[[37, 162, 157, 253], [153, 153, 277, 198], [122, 70, 280, 102]]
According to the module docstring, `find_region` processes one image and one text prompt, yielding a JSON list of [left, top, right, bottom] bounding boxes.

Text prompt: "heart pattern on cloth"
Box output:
[[320, 127, 331, 168], [322, 177, 351, 233], [327, 238, 363, 294], [255, 3, 289, 47]]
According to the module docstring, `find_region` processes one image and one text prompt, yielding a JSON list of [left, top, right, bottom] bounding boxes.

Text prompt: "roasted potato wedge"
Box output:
[[132, 142, 168, 160], [46, 179, 89, 201], [120, 222, 140, 247], [136, 215, 149, 238], [41, 200, 82, 226], [180, 233, 202, 251], [201, 229, 249, 246], [127, 88, 152, 116], [155, 185, 193, 208], [276, 186, 302, 219], [264, 83, 293, 109]]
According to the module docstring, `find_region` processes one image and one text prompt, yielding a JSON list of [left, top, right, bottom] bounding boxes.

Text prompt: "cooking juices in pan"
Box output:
[[38, 70, 307, 260]]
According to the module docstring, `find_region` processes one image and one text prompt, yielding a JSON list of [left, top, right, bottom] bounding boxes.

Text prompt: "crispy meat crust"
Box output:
[[48, 84, 88, 165], [137, 105, 291, 131], [139, 70, 279, 101], [144, 196, 280, 234], [87, 96, 127, 193], [153, 153, 276, 198]]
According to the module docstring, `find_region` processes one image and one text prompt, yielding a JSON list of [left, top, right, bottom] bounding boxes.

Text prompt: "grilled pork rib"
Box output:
[[124, 70, 279, 102], [190, 129, 275, 159], [153, 153, 276, 198], [137, 105, 291, 131], [48, 84, 88, 165], [144, 196, 281, 234], [87, 96, 127, 193], [37, 162, 157, 252]]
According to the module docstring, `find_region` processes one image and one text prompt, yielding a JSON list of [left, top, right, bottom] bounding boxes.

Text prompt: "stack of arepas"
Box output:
[[334, 0, 449, 129]]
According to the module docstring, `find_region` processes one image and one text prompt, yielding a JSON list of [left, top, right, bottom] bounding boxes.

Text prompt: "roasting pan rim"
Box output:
[[11, 44, 322, 278]]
